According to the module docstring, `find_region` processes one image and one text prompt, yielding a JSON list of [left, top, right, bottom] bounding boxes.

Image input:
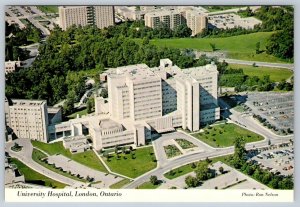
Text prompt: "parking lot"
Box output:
[[250, 146, 294, 176], [208, 13, 261, 29], [244, 92, 294, 132]]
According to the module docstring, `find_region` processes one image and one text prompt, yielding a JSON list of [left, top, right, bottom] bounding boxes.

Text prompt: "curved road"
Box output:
[[124, 100, 293, 189], [5, 139, 85, 187]]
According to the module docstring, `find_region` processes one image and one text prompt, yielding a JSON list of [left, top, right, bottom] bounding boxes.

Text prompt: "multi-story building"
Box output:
[[50, 59, 219, 150], [5, 98, 62, 143], [5, 60, 21, 74], [144, 10, 182, 29], [7, 59, 219, 150], [59, 6, 114, 30], [184, 10, 208, 36]]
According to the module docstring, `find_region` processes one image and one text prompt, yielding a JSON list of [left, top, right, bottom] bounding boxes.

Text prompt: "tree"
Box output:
[[195, 161, 210, 181], [209, 43, 217, 51], [232, 137, 247, 169], [86, 98, 94, 114], [256, 42, 260, 54], [174, 24, 192, 37], [150, 175, 158, 185], [219, 166, 224, 174], [100, 88, 108, 98], [185, 175, 198, 188]]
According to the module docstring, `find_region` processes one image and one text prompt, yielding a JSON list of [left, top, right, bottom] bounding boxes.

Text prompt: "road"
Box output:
[[208, 6, 261, 16], [220, 58, 294, 70], [5, 139, 85, 187], [124, 99, 293, 189], [16, 6, 50, 36]]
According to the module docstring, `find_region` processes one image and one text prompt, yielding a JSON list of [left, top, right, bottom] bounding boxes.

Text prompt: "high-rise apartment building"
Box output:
[[59, 6, 114, 30], [184, 10, 208, 36], [144, 10, 182, 29]]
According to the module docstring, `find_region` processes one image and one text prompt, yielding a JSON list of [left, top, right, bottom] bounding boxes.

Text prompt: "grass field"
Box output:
[[164, 155, 231, 180], [228, 64, 293, 82], [141, 32, 289, 63], [192, 123, 264, 148], [67, 108, 88, 119], [9, 158, 67, 188], [103, 146, 157, 178], [136, 181, 161, 189], [31, 140, 108, 173], [164, 145, 182, 158], [109, 179, 131, 189], [31, 149, 86, 182], [37, 6, 58, 13]]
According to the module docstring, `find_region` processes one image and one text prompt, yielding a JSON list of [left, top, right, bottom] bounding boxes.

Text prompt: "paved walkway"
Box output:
[[5, 139, 84, 187]]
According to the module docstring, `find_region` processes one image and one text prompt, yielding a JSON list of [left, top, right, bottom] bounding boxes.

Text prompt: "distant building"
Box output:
[[59, 6, 114, 30], [4, 98, 62, 143], [184, 10, 208, 36], [5, 60, 21, 74], [144, 10, 183, 30], [143, 8, 207, 35]]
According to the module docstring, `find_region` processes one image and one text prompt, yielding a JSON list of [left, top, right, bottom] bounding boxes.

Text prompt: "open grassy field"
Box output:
[[228, 64, 293, 82], [109, 178, 131, 189], [192, 123, 264, 148], [141, 32, 288, 63], [31, 140, 108, 173], [9, 158, 67, 188], [37, 6, 58, 13], [164, 155, 231, 180], [103, 146, 157, 178]]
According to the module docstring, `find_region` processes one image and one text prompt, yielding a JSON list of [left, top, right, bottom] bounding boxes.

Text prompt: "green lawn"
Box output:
[[164, 155, 232, 180], [37, 6, 58, 13], [136, 181, 161, 189], [140, 32, 288, 63], [103, 146, 157, 178], [67, 108, 88, 119], [201, 6, 243, 12], [31, 149, 86, 182], [228, 64, 293, 82], [31, 140, 108, 173], [192, 123, 264, 148], [8, 158, 67, 188], [109, 179, 131, 189]]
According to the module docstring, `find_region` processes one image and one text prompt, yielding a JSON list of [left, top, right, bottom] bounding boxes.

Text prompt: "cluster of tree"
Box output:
[[255, 6, 294, 60], [276, 79, 293, 91], [229, 137, 293, 189], [197, 26, 261, 38], [105, 20, 192, 39], [185, 159, 215, 188], [237, 6, 254, 17], [5, 21, 42, 61], [5, 25, 216, 107], [255, 6, 293, 31], [219, 66, 274, 92]]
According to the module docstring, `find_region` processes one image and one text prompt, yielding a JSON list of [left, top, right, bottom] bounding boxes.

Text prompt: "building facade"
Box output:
[[50, 59, 219, 150], [5, 60, 21, 74], [144, 10, 183, 29], [7, 59, 219, 150], [59, 6, 114, 30]]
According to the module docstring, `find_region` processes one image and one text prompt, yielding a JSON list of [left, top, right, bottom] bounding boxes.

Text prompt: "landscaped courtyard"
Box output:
[[103, 146, 157, 178], [192, 123, 264, 148], [175, 139, 197, 149], [164, 144, 182, 158]]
